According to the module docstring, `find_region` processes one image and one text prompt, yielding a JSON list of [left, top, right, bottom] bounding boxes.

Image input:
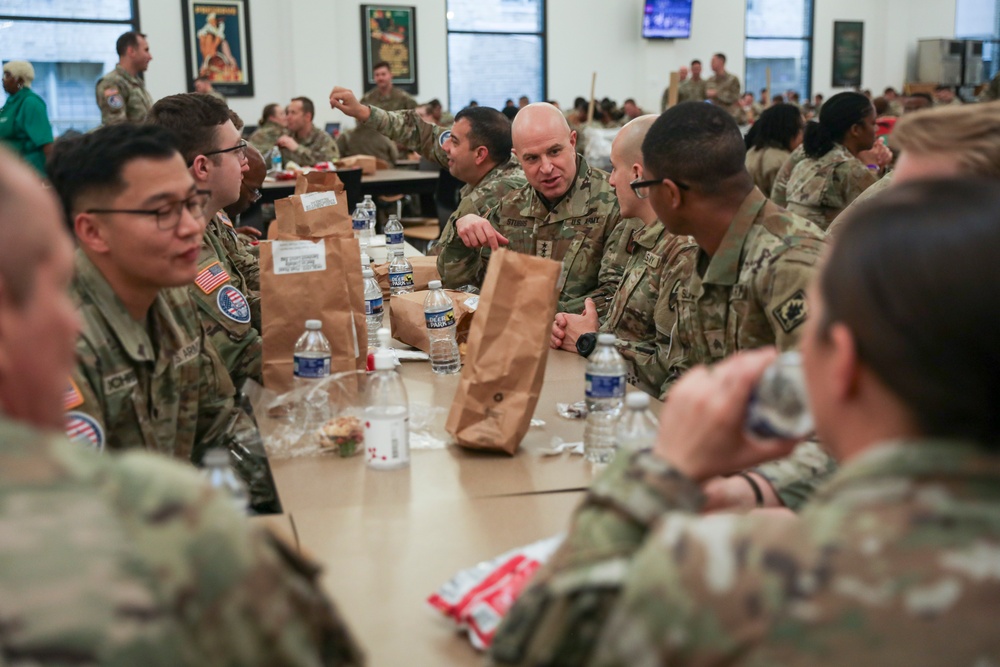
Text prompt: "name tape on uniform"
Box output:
[[272, 239, 328, 275], [299, 191, 338, 211]]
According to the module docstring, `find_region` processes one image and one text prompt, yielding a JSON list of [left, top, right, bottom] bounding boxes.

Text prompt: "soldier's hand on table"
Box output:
[[275, 135, 299, 152], [329, 87, 371, 122], [653, 348, 799, 483], [455, 214, 509, 250], [551, 298, 599, 351], [858, 141, 892, 168]]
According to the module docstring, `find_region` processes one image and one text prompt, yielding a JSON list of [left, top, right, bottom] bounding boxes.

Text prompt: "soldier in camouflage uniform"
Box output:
[[769, 143, 807, 204], [277, 96, 339, 166], [782, 91, 881, 230], [490, 179, 1000, 667], [146, 93, 263, 392], [49, 124, 277, 513], [95, 31, 154, 125], [705, 53, 741, 117], [359, 61, 417, 112], [0, 149, 364, 666], [337, 124, 399, 166], [446, 103, 624, 316], [640, 102, 829, 509], [550, 116, 697, 398], [330, 86, 528, 287], [248, 102, 287, 154], [677, 59, 708, 103]]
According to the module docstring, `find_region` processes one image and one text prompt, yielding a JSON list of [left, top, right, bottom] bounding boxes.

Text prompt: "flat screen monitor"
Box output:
[[642, 0, 693, 39]]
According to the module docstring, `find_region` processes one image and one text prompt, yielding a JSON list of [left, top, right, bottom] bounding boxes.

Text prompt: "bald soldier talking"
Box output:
[[449, 103, 624, 316], [551, 116, 698, 398], [0, 147, 364, 665]]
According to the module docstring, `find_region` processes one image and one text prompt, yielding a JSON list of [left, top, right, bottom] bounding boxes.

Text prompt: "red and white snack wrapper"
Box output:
[[427, 534, 564, 651]]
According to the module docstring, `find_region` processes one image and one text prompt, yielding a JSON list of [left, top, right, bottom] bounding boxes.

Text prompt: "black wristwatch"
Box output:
[[576, 332, 598, 358]]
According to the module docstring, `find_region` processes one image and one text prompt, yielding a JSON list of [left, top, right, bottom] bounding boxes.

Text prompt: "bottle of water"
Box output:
[[583, 334, 626, 464], [424, 280, 461, 375], [365, 328, 410, 470], [362, 194, 377, 235], [352, 203, 371, 248], [616, 392, 658, 452], [202, 447, 251, 514], [388, 249, 414, 296], [363, 267, 384, 350], [385, 214, 405, 256], [293, 319, 331, 425], [745, 351, 814, 440], [267, 145, 282, 174]]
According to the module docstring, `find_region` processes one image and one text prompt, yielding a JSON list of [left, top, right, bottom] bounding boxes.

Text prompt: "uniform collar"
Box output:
[[632, 219, 665, 250], [700, 187, 767, 287], [114, 65, 144, 86], [519, 154, 594, 222]]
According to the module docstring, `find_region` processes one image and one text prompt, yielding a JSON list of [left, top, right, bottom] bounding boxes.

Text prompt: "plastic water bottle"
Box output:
[[385, 214, 405, 256], [424, 280, 461, 375], [363, 267, 384, 350], [293, 320, 331, 425], [616, 392, 658, 452], [364, 328, 410, 470], [362, 194, 377, 235], [745, 351, 814, 439], [201, 447, 250, 513], [388, 249, 414, 296], [583, 334, 626, 463], [267, 145, 282, 173], [352, 203, 371, 248]]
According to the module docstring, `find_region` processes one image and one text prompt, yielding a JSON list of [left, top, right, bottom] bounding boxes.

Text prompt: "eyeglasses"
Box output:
[[86, 189, 211, 230], [241, 182, 262, 203], [203, 141, 249, 160], [629, 177, 690, 200]]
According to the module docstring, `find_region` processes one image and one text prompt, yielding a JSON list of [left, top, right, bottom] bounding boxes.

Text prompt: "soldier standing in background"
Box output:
[[706, 52, 741, 117], [677, 59, 707, 103], [95, 31, 153, 125], [490, 179, 1000, 667], [360, 61, 417, 112], [550, 116, 697, 399]]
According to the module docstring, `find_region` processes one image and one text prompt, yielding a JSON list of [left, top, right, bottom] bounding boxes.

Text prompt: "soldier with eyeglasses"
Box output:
[[48, 123, 279, 514], [145, 94, 263, 395]]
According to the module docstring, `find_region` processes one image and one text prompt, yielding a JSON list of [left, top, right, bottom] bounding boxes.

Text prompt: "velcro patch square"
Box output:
[[773, 289, 808, 333]]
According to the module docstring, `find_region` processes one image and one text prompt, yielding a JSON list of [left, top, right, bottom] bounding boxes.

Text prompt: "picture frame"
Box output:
[[360, 5, 418, 95], [181, 0, 255, 97], [832, 21, 864, 89]]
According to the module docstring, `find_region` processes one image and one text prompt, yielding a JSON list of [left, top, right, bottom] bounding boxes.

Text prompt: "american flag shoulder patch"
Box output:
[[64, 378, 84, 410], [194, 261, 229, 294]]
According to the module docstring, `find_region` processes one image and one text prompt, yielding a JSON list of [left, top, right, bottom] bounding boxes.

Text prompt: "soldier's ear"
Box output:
[[190, 154, 211, 181], [74, 213, 110, 255], [474, 145, 489, 166]]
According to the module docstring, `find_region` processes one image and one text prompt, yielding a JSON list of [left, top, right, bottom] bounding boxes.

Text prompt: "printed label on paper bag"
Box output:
[[272, 240, 327, 275], [464, 296, 480, 312], [300, 191, 338, 211]]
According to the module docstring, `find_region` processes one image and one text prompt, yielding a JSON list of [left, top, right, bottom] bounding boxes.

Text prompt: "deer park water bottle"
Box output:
[[364, 328, 410, 470], [388, 249, 414, 296], [293, 319, 331, 425], [363, 267, 384, 350], [267, 145, 282, 174], [362, 194, 377, 235], [584, 334, 626, 464], [385, 214, 405, 256], [745, 351, 814, 440], [616, 392, 658, 452], [424, 280, 461, 375], [352, 203, 371, 247]]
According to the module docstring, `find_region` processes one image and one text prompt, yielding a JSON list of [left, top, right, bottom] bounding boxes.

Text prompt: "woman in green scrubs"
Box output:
[[0, 61, 54, 176]]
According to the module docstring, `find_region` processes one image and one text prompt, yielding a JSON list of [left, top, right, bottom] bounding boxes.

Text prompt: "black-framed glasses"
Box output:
[[630, 177, 690, 200], [203, 140, 249, 160], [86, 189, 212, 231]]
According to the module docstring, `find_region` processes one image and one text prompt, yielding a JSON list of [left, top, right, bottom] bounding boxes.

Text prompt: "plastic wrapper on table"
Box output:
[[427, 534, 564, 651]]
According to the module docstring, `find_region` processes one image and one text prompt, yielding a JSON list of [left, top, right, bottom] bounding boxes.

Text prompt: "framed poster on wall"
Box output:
[[181, 0, 255, 97], [832, 21, 864, 88], [361, 5, 418, 95]]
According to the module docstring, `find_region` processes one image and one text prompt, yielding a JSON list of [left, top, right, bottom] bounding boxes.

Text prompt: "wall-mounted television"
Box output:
[[642, 0, 693, 40]]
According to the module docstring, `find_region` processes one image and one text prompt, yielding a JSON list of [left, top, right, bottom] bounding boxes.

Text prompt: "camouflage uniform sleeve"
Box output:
[[284, 130, 339, 166], [95, 77, 127, 126], [110, 452, 365, 666], [754, 440, 838, 510], [64, 338, 109, 449], [770, 155, 797, 206], [436, 193, 492, 289], [193, 328, 277, 513], [489, 450, 704, 666], [560, 207, 625, 319], [837, 159, 878, 210], [755, 241, 823, 352], [249, 125, 281, 155], [364, 105, 449, 168], [716, 75, 741, 106], [641, 244, 697, 399]]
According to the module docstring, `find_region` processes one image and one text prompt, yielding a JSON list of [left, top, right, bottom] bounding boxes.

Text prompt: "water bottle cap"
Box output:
[[625, 392, 650, 409], [363, 194, 374, 202], [597, 333, 617, 346], [305, 319, 322, 330], [362, 267, 374, 277], [428, 280, 442, 290], [374, 327, 395, 370]]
